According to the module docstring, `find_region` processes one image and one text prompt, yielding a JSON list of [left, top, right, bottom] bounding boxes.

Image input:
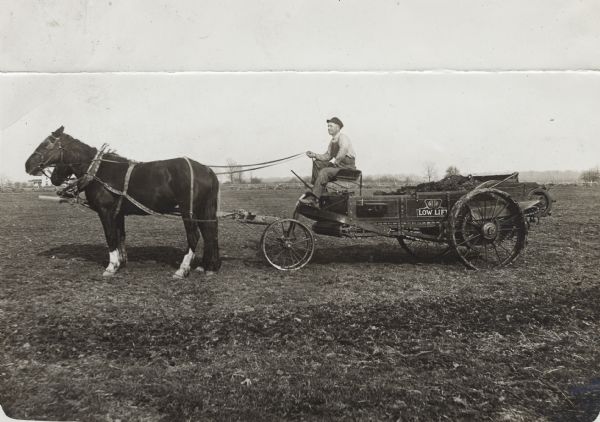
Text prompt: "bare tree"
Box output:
[[580, 166, 600, 183], [445, 165, 460, 177], [423, 162, 438, 182], [226, 159, 243, 184], [0, 173, 11, 188]]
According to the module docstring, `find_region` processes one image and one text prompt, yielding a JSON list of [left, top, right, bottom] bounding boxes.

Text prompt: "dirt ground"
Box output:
[[1, 185, 599, 421]]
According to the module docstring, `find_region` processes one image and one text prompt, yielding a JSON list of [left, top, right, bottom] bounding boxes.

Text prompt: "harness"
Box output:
[[72, 150, 214, 222], [113, 162, 136, 217], [38, 134, 300, 223]]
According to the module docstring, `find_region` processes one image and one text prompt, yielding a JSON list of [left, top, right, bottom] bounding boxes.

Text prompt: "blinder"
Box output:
[[32, 133, 67, 178]]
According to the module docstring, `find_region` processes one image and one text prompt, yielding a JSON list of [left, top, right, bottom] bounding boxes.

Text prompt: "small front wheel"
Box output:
[[528, 188, 553, 217], [260, 218, 315, 270]]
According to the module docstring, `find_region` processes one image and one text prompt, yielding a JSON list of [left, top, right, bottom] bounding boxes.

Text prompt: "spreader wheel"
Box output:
[[397, 237, 451, 261], [528, 188, 553, 217], [260, 218, 315, 270], [449, 188, 527, 270]]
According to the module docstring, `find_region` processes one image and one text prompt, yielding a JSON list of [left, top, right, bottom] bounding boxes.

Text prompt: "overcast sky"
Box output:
[[2, 1, 599, 181]]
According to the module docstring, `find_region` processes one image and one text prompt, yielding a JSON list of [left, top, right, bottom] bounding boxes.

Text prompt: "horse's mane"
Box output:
[[104, 151, 132, 163], [64, 133, 132, 163]]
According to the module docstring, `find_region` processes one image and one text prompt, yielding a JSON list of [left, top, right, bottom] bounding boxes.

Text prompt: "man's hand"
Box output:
[[306, 151, 316, 159]]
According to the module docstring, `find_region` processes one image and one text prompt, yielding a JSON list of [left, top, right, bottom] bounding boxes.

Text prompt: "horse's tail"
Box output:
[[217, 182, 221, 215], [213, 168, 221, 216], [192, 161, 221, 272], [193, 161, 220, 221]]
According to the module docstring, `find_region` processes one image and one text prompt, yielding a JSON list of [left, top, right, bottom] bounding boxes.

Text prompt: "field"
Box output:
[[1, 186, 599, 421]]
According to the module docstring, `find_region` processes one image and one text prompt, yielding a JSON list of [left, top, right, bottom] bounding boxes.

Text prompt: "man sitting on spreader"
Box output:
[[300, 117, 357, 207]]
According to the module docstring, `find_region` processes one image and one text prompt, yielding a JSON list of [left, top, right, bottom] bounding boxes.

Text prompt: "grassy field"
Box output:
[[1, 186, 599, 421]]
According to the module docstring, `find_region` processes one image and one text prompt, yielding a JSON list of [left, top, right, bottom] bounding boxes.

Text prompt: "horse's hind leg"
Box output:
[[173, 217, 199, 279], [197, 188, 221, 273], [116, 213, 127, 267], [198, 221, 221, 274]]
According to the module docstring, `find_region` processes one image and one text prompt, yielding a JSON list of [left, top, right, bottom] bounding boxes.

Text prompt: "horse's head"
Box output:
[[50, 164, 74, 186], [25, 126, 68, 176]]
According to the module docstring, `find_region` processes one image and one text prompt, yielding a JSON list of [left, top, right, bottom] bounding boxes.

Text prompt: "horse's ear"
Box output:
[[52, 126, 64, 136]]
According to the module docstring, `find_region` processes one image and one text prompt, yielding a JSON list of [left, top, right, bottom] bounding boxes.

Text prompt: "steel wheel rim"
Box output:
[[528, 188, 552, 217], [261, 218, 314, 270], [450, 189, 527, 270]]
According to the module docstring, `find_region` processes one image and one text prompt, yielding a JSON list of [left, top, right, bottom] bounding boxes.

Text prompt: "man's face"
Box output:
[[327, 122, 340, 136]]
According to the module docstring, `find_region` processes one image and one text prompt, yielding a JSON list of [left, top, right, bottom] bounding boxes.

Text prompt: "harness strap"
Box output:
[[183, 157, 194, 221], [89, 175, 217, 223], [114, 162, 136, 217], [77, 144, 108, 191]]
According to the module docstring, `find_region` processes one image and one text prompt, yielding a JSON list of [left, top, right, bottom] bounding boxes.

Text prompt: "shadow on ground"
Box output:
[[39, 244, 186, 268], [310, 242, 458, 266]]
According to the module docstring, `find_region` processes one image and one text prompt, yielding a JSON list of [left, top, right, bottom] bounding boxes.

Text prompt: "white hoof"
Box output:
[[173, 268, 189, 279], [103, 269, 116, 277], [204, 271, 216, 276], [195, 266, 205, 273]]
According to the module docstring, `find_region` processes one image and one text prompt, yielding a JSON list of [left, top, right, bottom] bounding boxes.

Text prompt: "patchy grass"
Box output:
[[1, 186, 599, 421]]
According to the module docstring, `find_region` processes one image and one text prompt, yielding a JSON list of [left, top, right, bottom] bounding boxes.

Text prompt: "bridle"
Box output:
[[31, 134, 68, 178]]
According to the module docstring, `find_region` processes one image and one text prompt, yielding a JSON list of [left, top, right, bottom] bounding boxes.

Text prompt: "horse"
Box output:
[[25, 126, 221, 278]]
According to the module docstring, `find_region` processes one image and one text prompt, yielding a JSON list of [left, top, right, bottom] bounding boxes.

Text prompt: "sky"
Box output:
[[2, 1, 599, 182]]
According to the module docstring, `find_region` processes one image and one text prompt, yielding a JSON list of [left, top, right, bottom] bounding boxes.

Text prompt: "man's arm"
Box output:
[[313, 142, 332, 161]]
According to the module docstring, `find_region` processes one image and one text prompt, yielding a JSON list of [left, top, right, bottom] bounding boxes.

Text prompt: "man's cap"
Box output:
[[326, 117, 343, 128]]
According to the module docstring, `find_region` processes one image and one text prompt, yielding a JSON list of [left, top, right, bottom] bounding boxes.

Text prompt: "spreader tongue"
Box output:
[[518, 200, 541, 212]]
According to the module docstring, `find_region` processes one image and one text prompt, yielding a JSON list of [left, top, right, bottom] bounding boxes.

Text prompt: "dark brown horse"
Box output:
[[25, 126, 221, 278]]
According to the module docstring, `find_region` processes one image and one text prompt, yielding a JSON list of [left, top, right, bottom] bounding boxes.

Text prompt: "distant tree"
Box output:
[[250, 176, 263, 184], [403, 176, 418, 185], [445, 166, 460, 177], [580, 166, 600, 183], [0, 173, 11, 188], [423, 162, 438, 182], [226, 159, 243, 184]]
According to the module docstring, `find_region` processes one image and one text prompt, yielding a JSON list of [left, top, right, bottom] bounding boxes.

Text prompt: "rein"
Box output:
[[203, 152, 304, 168], [212, 155, 303, 176], [70, 152, 306, 175]]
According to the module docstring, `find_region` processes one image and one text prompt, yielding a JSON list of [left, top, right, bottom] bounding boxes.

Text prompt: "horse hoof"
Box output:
[[204, 271, 216, 276], [103, 270, 116, 277], [173, 269, 189, 279], [195, 266, 205, 273]]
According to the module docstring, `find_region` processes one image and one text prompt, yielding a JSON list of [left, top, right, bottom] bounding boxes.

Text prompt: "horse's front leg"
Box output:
[[173, 248, 195, 279], [99, 213, 122, 277]]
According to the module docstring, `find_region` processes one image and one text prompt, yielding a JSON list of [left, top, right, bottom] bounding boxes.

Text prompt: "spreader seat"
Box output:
[[333, 168, 362, 183], [328, 168, 363, 195]]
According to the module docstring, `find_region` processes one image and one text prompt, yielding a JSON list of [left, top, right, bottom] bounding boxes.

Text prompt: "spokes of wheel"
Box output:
[[398, 236, 451, 261], [260, 218, 315, 270], [449, 188, 527, 270]]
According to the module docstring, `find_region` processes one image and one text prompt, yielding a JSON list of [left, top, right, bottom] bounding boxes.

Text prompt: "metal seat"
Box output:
[[329, 169, 362, 195], [333, 168, 362, 182]]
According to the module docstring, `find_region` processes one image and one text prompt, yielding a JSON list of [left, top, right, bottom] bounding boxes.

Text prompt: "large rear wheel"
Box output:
[[261, 218, 315, 270], [449, 188, 527, 270]]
